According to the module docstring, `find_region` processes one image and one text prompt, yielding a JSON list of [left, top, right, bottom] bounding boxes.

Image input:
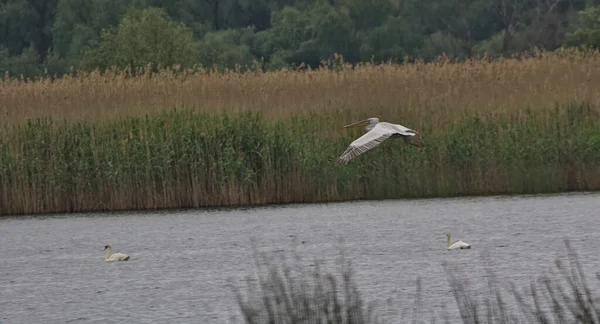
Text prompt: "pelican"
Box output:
[[446, 232, 472, 250], [337, 117, 424, 165], [104, 244, 130, 262]]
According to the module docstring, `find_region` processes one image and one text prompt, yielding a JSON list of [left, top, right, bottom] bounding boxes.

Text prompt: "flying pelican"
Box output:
[[103, 244, 130, 262], [337, 117, 424, 165], [446, 232, 472, 250]]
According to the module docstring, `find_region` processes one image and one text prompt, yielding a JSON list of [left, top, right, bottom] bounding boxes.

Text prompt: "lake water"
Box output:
[[1, 192, 600, 323]]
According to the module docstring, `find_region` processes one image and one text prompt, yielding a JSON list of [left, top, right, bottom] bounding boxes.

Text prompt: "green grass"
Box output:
[[2, 103, 600, 215]]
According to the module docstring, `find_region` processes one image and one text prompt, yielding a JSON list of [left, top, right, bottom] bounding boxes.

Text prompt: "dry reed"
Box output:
[[2, 50, 600, 215], [2, 49, 600, 126]]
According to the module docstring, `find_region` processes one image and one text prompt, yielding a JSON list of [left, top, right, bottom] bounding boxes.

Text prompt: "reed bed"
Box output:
[[2, 50, 600, 126], [1, 103, 600, 215], [2, 50, 600, 215]]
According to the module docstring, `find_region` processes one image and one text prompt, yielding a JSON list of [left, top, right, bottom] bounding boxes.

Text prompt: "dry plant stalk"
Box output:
[[1, 50, 600, 126]]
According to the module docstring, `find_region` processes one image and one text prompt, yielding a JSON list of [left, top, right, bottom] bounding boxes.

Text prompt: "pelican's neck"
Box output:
[[446, 234, 451, 248], [365, 121, 378, 132], [105, 247, 113, 259]]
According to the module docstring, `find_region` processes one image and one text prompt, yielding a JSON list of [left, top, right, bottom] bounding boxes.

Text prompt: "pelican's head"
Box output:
[[343, 117, 379, 130], [104, 244, 112, 251], [446, 232, 450, 238]]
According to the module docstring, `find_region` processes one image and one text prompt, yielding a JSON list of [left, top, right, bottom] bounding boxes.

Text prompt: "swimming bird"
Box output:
[[446, 232, 471, 250], [104, 244, 130, 261], [337, 117, 424, 165]]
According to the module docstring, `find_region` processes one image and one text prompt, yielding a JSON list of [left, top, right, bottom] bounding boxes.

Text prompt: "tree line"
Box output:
[[2, 0, 600, 78]]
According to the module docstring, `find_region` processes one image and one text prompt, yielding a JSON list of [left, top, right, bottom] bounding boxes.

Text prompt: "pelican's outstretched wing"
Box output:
[[337, 122, 423, 165], [337, 123, 394, 165]]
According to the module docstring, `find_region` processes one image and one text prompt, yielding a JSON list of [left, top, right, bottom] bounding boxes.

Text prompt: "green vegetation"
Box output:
[[79, 7, 200, 72], [1, 49, 600, 215], [570, 6, 600, 49], [2, 102, 600, 215], [4, 0, 600, 79]]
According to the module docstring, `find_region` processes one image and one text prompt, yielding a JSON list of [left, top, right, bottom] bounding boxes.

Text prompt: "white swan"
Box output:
[[104, 244, 130, 261], [446, 232, 471, 250]]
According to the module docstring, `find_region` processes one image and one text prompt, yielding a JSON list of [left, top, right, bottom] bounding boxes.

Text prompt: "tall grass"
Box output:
[[2, 50, 600, 215], [2, 50, 600, 126], [232, 240, 600, 323], [2, 103, 600, 215]]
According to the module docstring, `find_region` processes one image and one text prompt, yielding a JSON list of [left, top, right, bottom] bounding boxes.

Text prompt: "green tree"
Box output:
[[80, 7, 200, 72], [0, 45, 41, 78], [0, 0, 58, 58], [131, 0, 273, 32], [255, 3, 359, 68], [198, 28, 256, 70], [342, 0, 392, 30], [357, 15, 424, 63], [252, 6, 313, 68], [0, 0, 598, 79], [130, 0, 212, 36], [52, 0, 132, 66], [309, 2, 357, 62], [569, 6, 600, 48]]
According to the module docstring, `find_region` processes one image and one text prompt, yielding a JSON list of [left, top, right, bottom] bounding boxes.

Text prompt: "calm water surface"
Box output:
[[1, 192, 600, 323]]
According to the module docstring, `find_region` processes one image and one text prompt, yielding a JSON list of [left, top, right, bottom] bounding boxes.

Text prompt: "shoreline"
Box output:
[[2, 189, 597, 218]]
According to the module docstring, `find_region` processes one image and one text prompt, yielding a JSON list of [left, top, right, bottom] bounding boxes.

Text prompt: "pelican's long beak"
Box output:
[[343, 119, 369, 128]]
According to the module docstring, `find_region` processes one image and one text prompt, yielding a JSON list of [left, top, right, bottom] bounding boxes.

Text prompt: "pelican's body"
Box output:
[[337, 117, 424, 165], [104, 244, 130, 262], [446, 232, 471, 250]]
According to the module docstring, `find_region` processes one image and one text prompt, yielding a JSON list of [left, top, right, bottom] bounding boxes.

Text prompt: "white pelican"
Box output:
[[446, 232, 472, 250], [337, 117, 424, 165], [104, 244, 130, 262]]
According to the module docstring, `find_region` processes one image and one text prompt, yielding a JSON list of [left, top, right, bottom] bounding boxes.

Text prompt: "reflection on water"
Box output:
[[1, 192, 600, 323]]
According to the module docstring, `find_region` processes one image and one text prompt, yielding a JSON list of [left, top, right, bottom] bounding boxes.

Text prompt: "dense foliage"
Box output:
[[3, 0, 600, 78], [2, 102, 600, 215]]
